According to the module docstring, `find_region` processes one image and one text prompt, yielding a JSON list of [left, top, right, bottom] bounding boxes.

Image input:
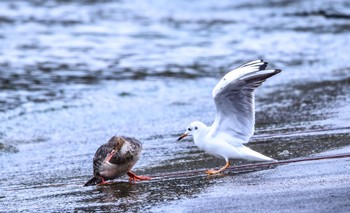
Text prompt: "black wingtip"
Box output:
[[260, 62, 268, 70], [84, 176, 103, 187], [274, 69, 282, 73]]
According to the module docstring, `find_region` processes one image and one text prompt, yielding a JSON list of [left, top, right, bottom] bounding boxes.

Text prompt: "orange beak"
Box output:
[[177, 133, 189, 141]]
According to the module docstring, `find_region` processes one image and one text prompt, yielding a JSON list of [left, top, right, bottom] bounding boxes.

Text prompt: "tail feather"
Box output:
[[240, 146, 275, 162], [84, 176, 103, 187]]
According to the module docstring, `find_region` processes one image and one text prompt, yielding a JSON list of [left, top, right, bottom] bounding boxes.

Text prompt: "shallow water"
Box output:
[[1, 0, 350, 211]]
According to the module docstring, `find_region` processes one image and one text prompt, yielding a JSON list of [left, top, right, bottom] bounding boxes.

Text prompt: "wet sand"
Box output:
[[1, 0, 350, 212], [153, 146, 350, 213]]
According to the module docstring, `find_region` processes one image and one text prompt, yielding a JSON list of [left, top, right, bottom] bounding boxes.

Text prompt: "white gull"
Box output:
[[178, 59, 281, 175]]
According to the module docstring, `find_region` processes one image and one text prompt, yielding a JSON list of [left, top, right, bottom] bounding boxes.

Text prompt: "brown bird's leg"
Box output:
[[127, 171, 151, 183], [205, 161, 230, 175], [96, 177, 110, 186]]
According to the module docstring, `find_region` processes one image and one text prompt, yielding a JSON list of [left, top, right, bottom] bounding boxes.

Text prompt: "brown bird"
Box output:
[[84, 136, 151, 186]]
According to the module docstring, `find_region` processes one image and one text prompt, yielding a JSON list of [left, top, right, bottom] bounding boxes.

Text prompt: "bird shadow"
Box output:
[[95, 181, 139, 201]]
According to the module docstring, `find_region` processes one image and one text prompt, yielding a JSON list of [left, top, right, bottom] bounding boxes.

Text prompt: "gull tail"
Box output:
[[240, 146, 275, 162], [84, 176, 103, 187]]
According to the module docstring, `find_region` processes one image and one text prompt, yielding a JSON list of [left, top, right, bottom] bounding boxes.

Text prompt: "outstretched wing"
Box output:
[[211, 60, 281, 143]]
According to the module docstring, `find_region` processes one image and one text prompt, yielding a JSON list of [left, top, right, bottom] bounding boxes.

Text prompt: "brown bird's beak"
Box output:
[[177, 133, 189, 141]]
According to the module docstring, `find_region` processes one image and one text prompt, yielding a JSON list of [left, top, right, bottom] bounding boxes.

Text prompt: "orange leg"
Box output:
[[205, 161, 230, 175], [127, 171, 151, 183], [96, 177, 110, 186]]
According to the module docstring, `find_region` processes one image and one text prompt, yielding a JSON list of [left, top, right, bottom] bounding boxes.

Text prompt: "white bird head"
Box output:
[[177, 121, 207, 141]]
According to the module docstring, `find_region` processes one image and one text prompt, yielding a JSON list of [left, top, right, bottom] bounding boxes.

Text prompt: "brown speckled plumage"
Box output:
[[84, 136, 143, 186]]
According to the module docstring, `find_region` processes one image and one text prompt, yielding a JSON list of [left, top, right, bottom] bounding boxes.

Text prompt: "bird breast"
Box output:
[[99, 161, 132, 179], [196, 132, 242, 160]]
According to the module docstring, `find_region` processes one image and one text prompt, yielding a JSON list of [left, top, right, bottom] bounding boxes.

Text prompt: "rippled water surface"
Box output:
[[1, 0, 350, 211]]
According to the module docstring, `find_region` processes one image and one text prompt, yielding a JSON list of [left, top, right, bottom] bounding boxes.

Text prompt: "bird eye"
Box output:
[[188, 128, 191, 131], [195, 127, 198, 130]]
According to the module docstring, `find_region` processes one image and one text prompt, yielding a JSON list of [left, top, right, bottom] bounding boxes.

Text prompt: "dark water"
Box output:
[[1, 0, 350, 211]]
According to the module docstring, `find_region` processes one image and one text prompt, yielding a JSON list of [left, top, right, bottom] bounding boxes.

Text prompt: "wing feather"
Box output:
[[211, 60, 281, 143]]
